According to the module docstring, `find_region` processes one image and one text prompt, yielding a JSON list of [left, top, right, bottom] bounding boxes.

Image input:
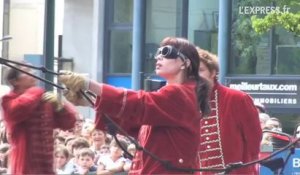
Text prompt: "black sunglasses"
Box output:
[[155, 45, 187, 61]]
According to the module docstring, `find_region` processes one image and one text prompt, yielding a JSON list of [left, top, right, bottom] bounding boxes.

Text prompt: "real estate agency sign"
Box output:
[[225, 77, 300, 109]]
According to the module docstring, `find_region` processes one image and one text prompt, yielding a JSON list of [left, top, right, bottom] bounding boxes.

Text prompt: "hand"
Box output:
[[42, 92, 63, 112], [63, 90, 92, 106], [58, 70, 89, 92]]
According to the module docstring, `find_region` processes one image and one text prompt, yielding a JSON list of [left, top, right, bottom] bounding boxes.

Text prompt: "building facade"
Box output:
[[62, 0, 300, 133], [2, 0, 300, 132]]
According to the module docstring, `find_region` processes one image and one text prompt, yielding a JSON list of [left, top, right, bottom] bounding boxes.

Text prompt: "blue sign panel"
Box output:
[[260, 149, 300, 174]]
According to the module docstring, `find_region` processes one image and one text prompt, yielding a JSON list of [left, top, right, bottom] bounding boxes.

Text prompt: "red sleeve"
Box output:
[[53, 102, 77, 130], [94, 111, 141, 139], [1, 87, 44, 124], [238, 94, 262, 159], [95, 83, 199, 127]]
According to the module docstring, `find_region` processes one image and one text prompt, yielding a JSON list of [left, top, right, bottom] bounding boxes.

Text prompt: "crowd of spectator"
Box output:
[[0, 113, 136, 175], [255, 102, 298, 152], [0, 90, 300, 174]]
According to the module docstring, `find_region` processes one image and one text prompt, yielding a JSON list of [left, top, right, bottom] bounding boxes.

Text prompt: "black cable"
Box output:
[[1, 61, 64, 90], [100, 113, 226, 173], [242, 137, 300, 169], [0, 57, 60, 75], [279, 144, 295, 174], [3, 58, 299, 174]]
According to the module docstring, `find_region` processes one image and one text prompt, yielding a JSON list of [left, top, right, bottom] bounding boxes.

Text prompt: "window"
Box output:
[[274, 28, 300, 75], [105, 0, 133, 74], [109, 31, 132, 73], [113, 0, 133, 24], [144, 0, 185, 74], [188, 0, 219, 54]]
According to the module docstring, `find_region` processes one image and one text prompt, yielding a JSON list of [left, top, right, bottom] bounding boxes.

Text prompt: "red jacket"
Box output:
[[1, 87, 76, 175], [197, 82, 262, 174], [94, 81, 201, 174]]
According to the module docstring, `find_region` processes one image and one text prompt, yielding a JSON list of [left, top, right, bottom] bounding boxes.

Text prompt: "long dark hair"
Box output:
[[160, 37, 211, 116]]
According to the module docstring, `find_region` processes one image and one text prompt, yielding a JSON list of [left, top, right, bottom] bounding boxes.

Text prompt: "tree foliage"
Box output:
[[251, 1, 300, 36], [231, 0, 300, 74]]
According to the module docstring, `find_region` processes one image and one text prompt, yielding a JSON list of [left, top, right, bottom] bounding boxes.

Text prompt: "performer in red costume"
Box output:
[[196, 48, 262, 174], [1, 66, 77, 174], [58, 37, 211, 174]]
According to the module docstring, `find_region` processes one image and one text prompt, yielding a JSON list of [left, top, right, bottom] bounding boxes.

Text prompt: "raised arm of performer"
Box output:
[[1, 65, 77, 175], [58, 37, 211, 174]]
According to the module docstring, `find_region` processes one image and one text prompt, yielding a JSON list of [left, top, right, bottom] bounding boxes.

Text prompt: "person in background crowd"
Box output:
[[265, 117, 282, 132], [54, 145, 71, 174], [99, 144, 110, 156], [81, 119, 95, 143], [0, 85, 10, 122], [293, 123, 300, 148], [196, 48, 262, 174], [259, 113, 271, 129], [0, 143, 9, 173], [259, 113, 273, 150], [1, 65, 77, 175], [254, 101, 266, 113], [264, 117, 291, 150], [123, 143, 137, 172], [97, 138, 128, 175], [76, 148, 97, 175], [64, 137, 90, 174], [74, 114, 85, 136], [90, 129, 110, 164], [0, 122, 8, 144], [56, 128, 76, 139], [58, 37, 211, 174], [55, 135, 66, 147], [65, 136, 76, 156]]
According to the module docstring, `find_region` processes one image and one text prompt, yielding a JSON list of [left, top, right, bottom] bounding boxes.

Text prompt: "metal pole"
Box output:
[[131, 0, 146, 90], [43, 0, 55, 91], [2, 0, 9, 60], [1, 0, 10, 84], [217, 0, 231, 85]]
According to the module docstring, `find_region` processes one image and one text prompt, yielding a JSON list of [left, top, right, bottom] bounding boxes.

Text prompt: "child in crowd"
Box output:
[[65, 136, 76, 156], [81, 119, 95, 142], [123, 143, 136, 172], [54, 135, 66, 147], [99, 144, 110, 156], [90, 129, 110, 163], [97, 138, 128, 174], [0, 143, 9, 173], [54, 146, 70, 174], [76, 148, 97, 174], [64, 137, 90, 174]]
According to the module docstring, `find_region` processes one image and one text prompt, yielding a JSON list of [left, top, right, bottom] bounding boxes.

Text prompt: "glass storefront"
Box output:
[[229, 0, 300, 134], [230, 0, 300, 75]]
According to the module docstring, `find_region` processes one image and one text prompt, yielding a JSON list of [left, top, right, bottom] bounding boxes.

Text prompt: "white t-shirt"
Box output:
[[97, 155, 126, 170]]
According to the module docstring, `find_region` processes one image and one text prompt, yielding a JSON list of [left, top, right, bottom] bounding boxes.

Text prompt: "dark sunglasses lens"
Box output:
[[162, 46, 178, 59], [155, 46, 179, 59], [161, 47, 170, 57]]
